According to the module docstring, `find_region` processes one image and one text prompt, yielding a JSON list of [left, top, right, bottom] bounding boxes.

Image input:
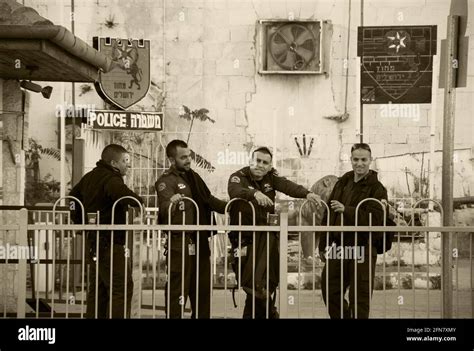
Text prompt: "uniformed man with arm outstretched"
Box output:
[[227, 146, 321, 319]]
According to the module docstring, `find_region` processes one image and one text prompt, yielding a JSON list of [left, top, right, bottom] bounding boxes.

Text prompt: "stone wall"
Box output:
[[23, 0, 473, 201], [0, 79, 27, 313]]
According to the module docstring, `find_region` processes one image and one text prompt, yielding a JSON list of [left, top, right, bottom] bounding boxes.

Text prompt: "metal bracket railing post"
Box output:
[[17, 208, 28, 318], [279, 212, 288, 318]]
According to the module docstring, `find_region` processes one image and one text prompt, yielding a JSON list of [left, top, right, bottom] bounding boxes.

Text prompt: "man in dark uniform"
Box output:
[[70, 144, 143, 318], [228, 146, 321, 319], [155, 139, 226, 319], [318, 143, 389, 319]]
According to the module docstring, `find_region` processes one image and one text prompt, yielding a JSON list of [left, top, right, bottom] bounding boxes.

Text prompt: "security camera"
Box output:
[[19, 81, 53, 99]]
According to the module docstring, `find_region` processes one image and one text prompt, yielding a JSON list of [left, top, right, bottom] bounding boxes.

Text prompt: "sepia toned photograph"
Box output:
[[0, 0, 473, 348]]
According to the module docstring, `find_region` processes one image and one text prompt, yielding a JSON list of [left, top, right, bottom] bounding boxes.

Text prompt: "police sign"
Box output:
[[87, 110, 163, 131], [357, 25, 437, 104]]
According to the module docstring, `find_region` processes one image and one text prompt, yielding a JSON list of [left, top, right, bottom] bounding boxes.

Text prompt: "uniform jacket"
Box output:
[[318, 170, 389, 252], [69, 160, 143, 245], [227, 166, 310, 225], [155, 166, 226, 250]]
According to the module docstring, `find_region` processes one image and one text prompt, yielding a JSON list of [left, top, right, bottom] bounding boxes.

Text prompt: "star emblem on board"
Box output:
[[387, 31, 407, 53]]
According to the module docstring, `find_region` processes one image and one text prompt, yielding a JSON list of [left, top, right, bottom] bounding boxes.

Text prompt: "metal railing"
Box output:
[[0, 197, 472, 319]]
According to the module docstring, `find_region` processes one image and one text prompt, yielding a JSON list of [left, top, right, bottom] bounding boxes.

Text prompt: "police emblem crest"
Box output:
[[357, 26, 437, 103], [93, 37, 151, 110]]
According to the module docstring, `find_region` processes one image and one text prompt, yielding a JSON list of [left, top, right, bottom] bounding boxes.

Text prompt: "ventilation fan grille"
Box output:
[[260, 20, 322, 74]]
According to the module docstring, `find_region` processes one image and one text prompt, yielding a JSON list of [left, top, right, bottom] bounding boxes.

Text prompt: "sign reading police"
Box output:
[[87, 110, 163, 131]]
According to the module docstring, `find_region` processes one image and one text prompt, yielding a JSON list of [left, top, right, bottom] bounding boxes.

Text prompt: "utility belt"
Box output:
[[86, 231, 129, 262]]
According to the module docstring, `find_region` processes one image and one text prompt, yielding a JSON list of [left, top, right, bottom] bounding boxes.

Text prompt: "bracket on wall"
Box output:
[[323, 112, 349, 122], [6, 135, 18, 164]]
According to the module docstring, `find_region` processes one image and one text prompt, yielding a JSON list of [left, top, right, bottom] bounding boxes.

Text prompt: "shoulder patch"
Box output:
[[263, 183, 273, 192], [231, 175, 241, 183], [158, 182, 166, 192]]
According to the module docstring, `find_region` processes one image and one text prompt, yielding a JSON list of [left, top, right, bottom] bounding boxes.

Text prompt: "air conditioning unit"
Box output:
[[258, 20, 324, 74]]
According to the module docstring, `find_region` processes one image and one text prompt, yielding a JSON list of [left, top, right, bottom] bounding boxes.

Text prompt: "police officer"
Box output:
[[156, 139, 226, 319], [70, 144, 143, 318], [318, 143, 390, 319], [228, 146, 321, 318]]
